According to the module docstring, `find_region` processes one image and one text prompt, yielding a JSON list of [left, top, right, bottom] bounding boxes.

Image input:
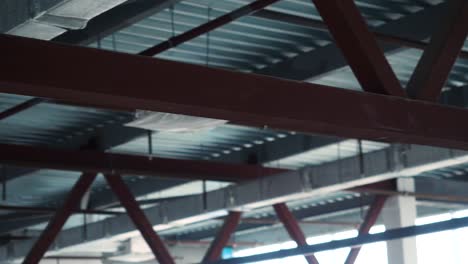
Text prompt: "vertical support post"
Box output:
[[104, 174, 175, 264], [406, 0, 468, 102], [382, 178, 418, 264], [23, 172, 97, 264], [311, 0, 405, 96], [273, 203, 320, 264], [202, 211, 242, 263], [344, 195, 387, 264]]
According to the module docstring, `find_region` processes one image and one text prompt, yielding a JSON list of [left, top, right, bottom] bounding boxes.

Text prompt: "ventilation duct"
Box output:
[[126, 111, 227, 133], [35, 0, 128, 30], [8, 21, 66, 40], [8, 0, 128, 40]]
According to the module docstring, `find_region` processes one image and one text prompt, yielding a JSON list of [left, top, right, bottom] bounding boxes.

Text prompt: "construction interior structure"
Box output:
[[2, 0, 468, 263]]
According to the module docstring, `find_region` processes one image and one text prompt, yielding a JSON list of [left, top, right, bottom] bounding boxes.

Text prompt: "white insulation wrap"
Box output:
[[8, 0, 128, 40], [126, 111, 227, 133], [36, 0, 128, 29], [7, 20, 67, 40]]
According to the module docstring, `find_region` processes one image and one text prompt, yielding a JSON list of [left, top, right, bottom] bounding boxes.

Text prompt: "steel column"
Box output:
[[406, 0, 468, 102], [202, 211, 242, 263], [344, 195, 387, 264], [311, 0, 405, 96], [104, 174, 175, 264], [0, 143, 286, 182], [6, 35, 468, 149], [273, 203, 319, 264], [22, 173, 97, 264], [139, 0, 280, 56]]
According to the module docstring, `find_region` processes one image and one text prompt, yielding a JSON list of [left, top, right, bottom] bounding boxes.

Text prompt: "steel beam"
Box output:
[[256, 3, 446, 81], [0, 98, 44, 121], [311, 0, 404, 96], [273, 203, 319, 264], [214, 215, 468, 264], [104, 174, 175, 264], [5, 35, 468, 150], [140, 0, 280, 56], [3, 145, 468, 261], [406, 0, 468, 101], [215, 134, 340, 165], [0, 204, 120, 216], [0, 143, 286, 182], [54, 0, 183, 46], [356, 178, 468, 205], [252, 9, 468, 61], [22, 173, 97, 264], [344, 195, 387, 264], [6, 0, 274, 123], [173, 195, 371, 242], [202, 211, 242, 263]]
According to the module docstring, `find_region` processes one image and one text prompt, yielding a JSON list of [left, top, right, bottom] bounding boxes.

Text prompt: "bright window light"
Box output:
[[233, 210, 468, 264]]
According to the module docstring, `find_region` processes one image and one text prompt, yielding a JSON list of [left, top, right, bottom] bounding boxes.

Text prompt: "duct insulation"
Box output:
[[8, 0, 128, 39], [126, 111, 227, 133]]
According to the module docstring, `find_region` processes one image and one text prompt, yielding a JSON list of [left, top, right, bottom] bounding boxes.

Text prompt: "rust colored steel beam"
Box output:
[[104, 174, 175, 264], [253, 9, 468, 60], [273, 203, 319, 264], [344, 195, 387, 264], [311, 0, 405, 96], [406, 0, 468, 102], [0, 143, 286, 182], [139, 0, 281, 56], [5, 35, 468, 149], [202, 211, 242, 263], [22, 173, 97, 264], [0, 0, 279, 122]]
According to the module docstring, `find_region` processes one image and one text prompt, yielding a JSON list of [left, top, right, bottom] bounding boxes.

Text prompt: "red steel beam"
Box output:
[[406, 0, 468, 102], [6, 35, 468, 150], [104, 174, 175, 264], [344, 195, 388, 264], [22, 173, 97, 264], [0, 0, 279, 122], [253, 9, 468, 60], [311, 0, 405, 96], [0, 143, 286, 182], [273, 203, 319, 264], [202, 211, 243, 263], [139, 0, 280, 56]]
